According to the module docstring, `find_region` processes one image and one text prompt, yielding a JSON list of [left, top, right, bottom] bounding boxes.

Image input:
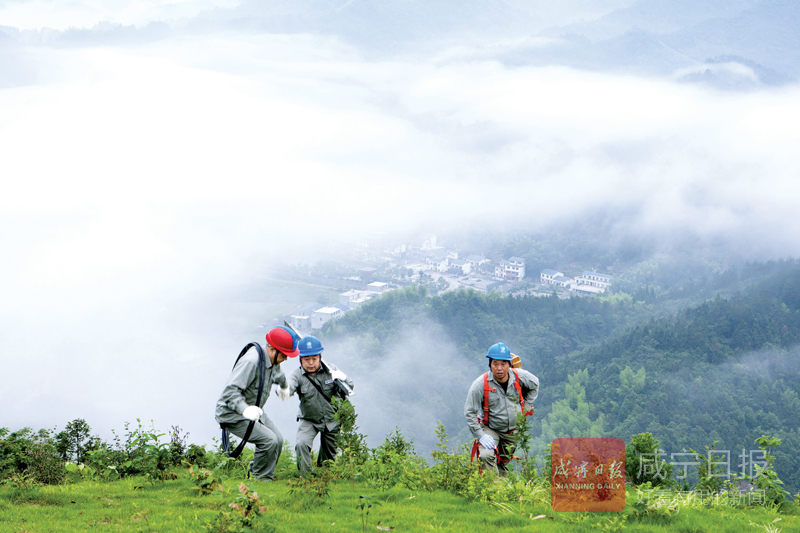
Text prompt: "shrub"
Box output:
[[0, 427, 65, 485], [625, 432, 673, 487], [330, 397, 370, 481], [55, 419, 101, 464], [429, 422, 473, 493], [750, 435, 790, 506], [689, 440, 726, 494]]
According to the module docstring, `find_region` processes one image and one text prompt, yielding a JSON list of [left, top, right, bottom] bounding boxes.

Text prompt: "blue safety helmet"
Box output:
[[486, 342, 513, 361], [298, 335, 324, 357]]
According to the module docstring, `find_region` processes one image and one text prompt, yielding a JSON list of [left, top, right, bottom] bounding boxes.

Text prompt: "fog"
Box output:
[[2, 1, 800, 450]]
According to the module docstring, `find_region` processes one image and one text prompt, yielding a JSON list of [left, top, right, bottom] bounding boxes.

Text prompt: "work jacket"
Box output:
[[215, 345, 287, 425], [288, 361, 353, 430], [464, 368, 539, 440]]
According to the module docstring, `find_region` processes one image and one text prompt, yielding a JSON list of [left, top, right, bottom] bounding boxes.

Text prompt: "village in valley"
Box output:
[[264, 234, 614, 333]]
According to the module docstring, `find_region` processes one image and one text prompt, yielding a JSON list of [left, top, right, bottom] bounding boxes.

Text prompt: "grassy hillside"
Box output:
[[2, 468, 798, 532]]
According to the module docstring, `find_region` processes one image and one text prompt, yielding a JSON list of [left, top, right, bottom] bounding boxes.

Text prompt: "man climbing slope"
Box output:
[[215, 326, 299, 480], [464, 342, 539, 475], [288, 335, 354, 472]]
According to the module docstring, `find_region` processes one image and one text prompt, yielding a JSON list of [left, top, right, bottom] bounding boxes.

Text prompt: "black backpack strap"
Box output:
[[304, 373, 332, 403]]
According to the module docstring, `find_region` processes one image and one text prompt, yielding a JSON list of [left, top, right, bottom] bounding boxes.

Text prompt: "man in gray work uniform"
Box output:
[[288, 335, 354, 472], [215, 326, 299, 480], [464, 342, 539, 475]]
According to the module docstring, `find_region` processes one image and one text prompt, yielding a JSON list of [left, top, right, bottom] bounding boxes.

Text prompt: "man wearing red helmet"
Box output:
[[215, 326, 300, 480]]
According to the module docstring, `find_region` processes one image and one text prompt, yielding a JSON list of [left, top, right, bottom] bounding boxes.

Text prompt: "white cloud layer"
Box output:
[[0, 0, 241, 30], [2, 12, 800, 446]]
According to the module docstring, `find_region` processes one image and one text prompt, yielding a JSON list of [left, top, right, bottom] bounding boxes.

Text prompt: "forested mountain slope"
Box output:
[[322, 260, 800, 493]]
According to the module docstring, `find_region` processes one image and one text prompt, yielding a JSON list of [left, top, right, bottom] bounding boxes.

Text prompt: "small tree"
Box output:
[[751, 435, 790, 505], [625, 432, 673, 487], [55, 419, 99, 464]]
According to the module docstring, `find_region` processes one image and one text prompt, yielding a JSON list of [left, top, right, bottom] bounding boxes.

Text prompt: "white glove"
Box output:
[[479, 434, 496, 450], [276, 386, 290, 401], [331, 370, 347, 381], [242, 405, 263, 421]]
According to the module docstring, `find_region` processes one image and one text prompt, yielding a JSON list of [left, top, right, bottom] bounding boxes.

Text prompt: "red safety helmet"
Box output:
[[265, 327, 300, 358]]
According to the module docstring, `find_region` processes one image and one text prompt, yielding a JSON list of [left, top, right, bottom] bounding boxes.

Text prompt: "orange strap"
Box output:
[[481, 372, 495, 426], [481, 370, 533, 426], [471, 438, 517, 471], [512, 369, 534, 417]]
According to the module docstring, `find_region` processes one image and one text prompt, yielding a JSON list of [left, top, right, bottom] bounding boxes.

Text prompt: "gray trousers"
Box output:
[[478, 427, 517, 475], [223, 416, 284, 480], [295, 419, 339, 472]]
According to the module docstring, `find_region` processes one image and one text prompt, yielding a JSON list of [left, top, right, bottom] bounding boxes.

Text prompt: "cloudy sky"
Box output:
[[2, 0, 800, 447]]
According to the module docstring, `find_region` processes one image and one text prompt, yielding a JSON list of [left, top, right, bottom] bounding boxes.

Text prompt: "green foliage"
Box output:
[[55, 419, 100, 464], [381, 427, 415, 457], [83, 445, 123, 482], [429, 422, 473, 493], [0, 418, 193, 486], [188, 460, 227, 495], [625, 432, 673, 487], [462, 466, 503, 502], [117, 419, 173, 483], [286, 468, 333, 503], [187, 443, 210, 467], [749, 435, 791, 506], [3, 454, 800, 532], [203, 483, 268, 533], [64, 462, 97, 483], [168, 425, 190, 466], [539, 369, 605, 445], [357, 495, 378, 532], [628, 482, 679, 524], [688, 441, 727, 494], [0, 427, 65, 485], [512, 410, 539, 482], [330, 397, 370, 481], [362, 444, 429, 491], [228, 483, 268, 527]]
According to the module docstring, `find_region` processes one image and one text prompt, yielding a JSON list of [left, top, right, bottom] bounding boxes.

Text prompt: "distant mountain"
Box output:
[[7, 0, 799, 89], [529, 0, 800, 86]]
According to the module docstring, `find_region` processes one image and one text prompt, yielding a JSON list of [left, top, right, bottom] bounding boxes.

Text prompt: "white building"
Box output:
[[339, 289, 380, 308], [554, 275, 572, 287], [449, 258, 471, 275], [339, 290, 362, 306], [465, 255, 489, 269], [287, 302, 326, 332], [508, 257, 526, 279], [494, 257, 526, 281], [541, 269, 564, 285], [576, 271, 612, 292], [570, 284, 605, 296], [367, 281, 391, 293], [311, 307, 344, 329], [425, 252, 449, 272]]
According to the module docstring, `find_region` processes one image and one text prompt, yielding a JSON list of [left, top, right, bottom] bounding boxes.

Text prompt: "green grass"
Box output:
[[2, 471, 799, 533]]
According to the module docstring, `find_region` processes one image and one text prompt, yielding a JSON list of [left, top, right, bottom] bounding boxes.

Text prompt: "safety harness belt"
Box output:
[[221, 342, 266, 459], [480, 369, 533, 427]]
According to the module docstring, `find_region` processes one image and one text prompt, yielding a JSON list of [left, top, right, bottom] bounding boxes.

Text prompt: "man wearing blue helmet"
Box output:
[[288, 335, 354, 472], [464, 342, 539, 475]]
